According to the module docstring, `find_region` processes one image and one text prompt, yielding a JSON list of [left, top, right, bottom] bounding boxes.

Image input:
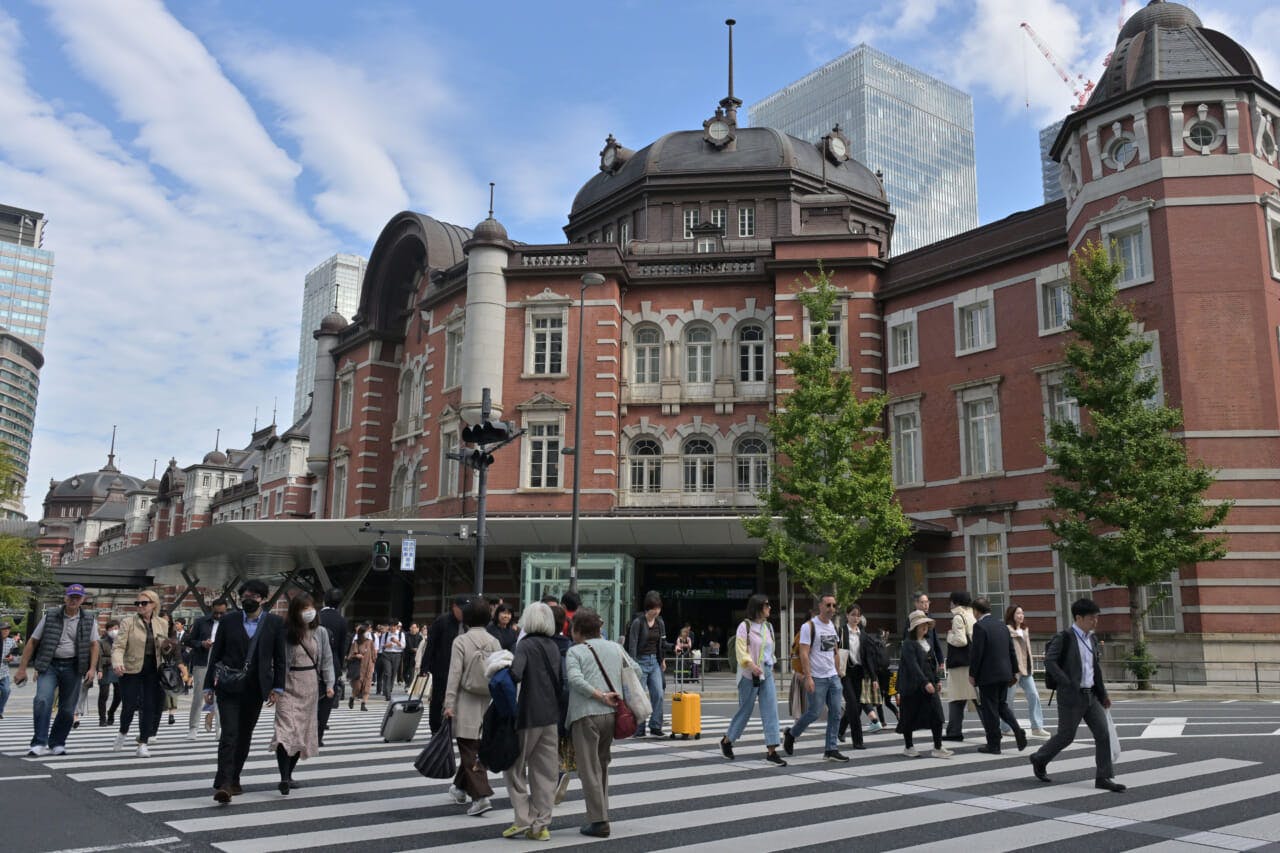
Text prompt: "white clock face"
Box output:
[[708, 121, 730, 142], [602, 147, 616, 168], [830, 137, 847, 159]]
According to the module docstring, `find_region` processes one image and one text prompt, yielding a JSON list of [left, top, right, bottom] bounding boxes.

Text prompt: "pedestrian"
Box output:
[[622, 590, 666, 738], [942, 590, 977, 742], [423, 596, 467, 734], [1004, 605, 1049, 738], [317, 587, 349, 744], [347, 623, 375, 711], [1029, 598, 1126, 793], [110, 590, 172, 757], [173, 619, 189, 669], [0, 620, 15, 720], [896, 610, 952, 758], [559, 591, 580, 636], [719, 593, 786, 765], [402, 622, 423, 686], [486, 605, 518, 652], [383, 620, 405, 693], [443, 597, 501, 817], [184, 599, 227, 739], [203, 579, 288, 804], [968, 596, 1027, 754], [16, 583, 99, 756], [547, 605, 574, 806], [782, 593, 848, 762], [92, 620, 118, 726], [837, 602, 879, 748], [903, 590, 945, 673], [500, 602, 562, 841], [270, 594, 333, 795], [566, 608, 625, 839]]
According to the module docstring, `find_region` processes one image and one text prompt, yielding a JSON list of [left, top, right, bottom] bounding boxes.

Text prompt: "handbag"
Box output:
[[213, 615, 262, 695], [414, 717, 457, 779], [586, 642, 637, 739], [159, 656, 184, 693], [619, 654, 652, 723]]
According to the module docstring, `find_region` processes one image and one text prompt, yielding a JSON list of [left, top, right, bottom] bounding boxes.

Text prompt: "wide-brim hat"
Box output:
[[907, 609, 935, 632]]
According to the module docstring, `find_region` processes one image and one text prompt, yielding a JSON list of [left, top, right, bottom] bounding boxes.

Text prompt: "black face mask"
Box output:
[[242, 599, 261, 614]]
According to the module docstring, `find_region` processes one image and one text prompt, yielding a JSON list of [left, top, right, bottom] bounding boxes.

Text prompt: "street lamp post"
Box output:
[[568, 272, 606, 596], [453, 387, 521, 595]]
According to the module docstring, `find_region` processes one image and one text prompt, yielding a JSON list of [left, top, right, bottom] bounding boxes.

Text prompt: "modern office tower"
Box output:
[[293, 253, 366, 423], [1041, 119, 1066, 203], [0, 205, 53, 349], [0, 331, 42, 519], [748, 44, 978, 255]]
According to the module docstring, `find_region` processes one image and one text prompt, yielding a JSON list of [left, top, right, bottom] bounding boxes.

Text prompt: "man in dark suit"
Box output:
[[203, 579, 287, 804], [1030, 597, 1126, 793], [316, 587, 349, 745], [183, 598, 227, 739], [421, 595, 468, 735], [968, 596, 1026, 754]]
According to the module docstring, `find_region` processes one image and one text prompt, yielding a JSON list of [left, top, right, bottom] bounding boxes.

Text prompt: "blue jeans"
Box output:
[[725, 671, 780, 747], [636, 655, 664, 734], [32, 659, 83, 748], [1003, 674, 1045, 732], [0, 674, 10, 715], [790, 674, 842, 751]]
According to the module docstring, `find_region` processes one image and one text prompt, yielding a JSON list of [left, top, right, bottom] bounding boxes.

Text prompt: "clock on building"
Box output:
[[823, 124, 852, 164], [703, 109, 736, 149]]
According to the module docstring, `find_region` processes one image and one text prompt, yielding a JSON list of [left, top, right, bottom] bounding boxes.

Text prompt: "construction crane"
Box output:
[[1020, 22, 1096, 111]]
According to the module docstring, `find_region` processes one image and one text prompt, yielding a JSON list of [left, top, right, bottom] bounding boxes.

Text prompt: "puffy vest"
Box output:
[[32, 606, 95, 675]]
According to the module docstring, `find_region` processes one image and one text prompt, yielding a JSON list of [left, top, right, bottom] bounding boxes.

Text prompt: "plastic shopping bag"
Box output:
[[1104, 709, 1121, 763], [413, 718, 456, 779]]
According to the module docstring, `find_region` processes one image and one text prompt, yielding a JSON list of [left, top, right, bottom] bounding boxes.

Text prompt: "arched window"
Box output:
[[735, 437, 770, 493], [682, 437, 715, 493], [398, 370, 415, 422], [685, 326, 713, 383], [634, 327, 661, 385], [738, 324, 766, 383], [401, 465, 417, 513], [390, 466, 407, 513], [629, 438, 662, 494]]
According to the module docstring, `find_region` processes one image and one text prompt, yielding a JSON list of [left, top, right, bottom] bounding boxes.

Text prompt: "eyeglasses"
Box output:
[[134, 600, 152, 606]]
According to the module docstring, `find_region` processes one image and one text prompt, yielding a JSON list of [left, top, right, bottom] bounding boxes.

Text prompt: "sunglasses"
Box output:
[[134, 600, 152, 606]]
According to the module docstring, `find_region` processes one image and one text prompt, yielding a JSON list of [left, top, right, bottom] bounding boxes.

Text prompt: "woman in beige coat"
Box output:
[[110, 590, 174, 757], [444, 598, 501, 817], [941, 590, 977, 741]]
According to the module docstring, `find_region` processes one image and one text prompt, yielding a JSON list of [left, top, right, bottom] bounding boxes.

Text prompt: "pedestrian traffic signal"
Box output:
[[372, 539, 391, 571]]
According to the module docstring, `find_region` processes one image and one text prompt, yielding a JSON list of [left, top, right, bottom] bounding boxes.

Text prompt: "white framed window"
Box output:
[[1040, 369, 1080, 447], [682, 437, 715, 493], [886, 309, 918, 371], [1265, 204, 1280, 279], [803, 300, 847, 368], [954, 288, 995, 355], [336, 374, 354, 431], [738, 206, 755, 237], [970, 532, 1007, 614], [633, 326, 661, 385], [1135, 326, 1164, 408], [954, 380, 1002, 477], [1105, 134, 1137, 171], [620, 220, 630, 247], [1101, 208, 1154, 288], [603, 226, 614, 244], [525, 421, 562, 489], [274, 490, 283, 514], [1038, 278, 1071, 334], [735, 437, 770, 494], [628, 438, 662, 494], [737, 324, 766, 383], [1143, 579, 1177, 632], [683, 208, 700, 240], [331, 463, 347, 520], [890, 399, 923, 486], [685, 326, 713, 384], [444, 322, 464, 389], [398, 370, 416, 423], [695, 237, 717, 253], [527, 312, 565, 375], [1060, 557, 1094, 626], [401, 465, 417, 512], [440, 428, 461, 497], [709, 208, 726, 231]]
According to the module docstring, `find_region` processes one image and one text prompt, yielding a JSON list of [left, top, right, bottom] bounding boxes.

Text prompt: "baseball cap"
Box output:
[[65, 583, 87, 597]]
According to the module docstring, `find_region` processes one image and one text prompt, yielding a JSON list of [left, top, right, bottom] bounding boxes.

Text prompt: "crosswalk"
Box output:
[[3, 697, 1280, 851]]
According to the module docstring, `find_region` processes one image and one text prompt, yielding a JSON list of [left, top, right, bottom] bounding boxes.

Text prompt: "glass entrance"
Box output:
[[521, 553, 634, 642]]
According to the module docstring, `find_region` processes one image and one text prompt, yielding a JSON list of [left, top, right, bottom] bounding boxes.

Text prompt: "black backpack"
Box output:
[[864, 631, 890, 673], [477, 703, 520, 773]]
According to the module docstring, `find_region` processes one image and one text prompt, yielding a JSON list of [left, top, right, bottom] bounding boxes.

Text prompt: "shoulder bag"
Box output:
[[586, 642, 637, 739], [461, 638, 492, 696], [213, 615, 262, 696]]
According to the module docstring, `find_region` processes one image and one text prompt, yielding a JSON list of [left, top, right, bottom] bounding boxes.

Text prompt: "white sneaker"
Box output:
[[27, 745, 50, 756], [932, 747, 954, 758], [187, 728, 199, 741], [1031, 728, 1052, 738], [467, 797, 493, 816], [902, 746, 919, 757], [113, 733, 126, 751], [136, 743, 150, 758], [50, 746, 66, 756], [448, 785, 467, 805]]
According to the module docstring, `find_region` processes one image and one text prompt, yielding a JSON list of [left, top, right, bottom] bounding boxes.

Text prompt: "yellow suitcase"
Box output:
[[669, 691, 702, 740]]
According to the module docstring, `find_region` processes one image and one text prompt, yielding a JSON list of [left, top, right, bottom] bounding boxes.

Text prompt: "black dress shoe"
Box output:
[[1014, 729, 1027, 751], [976, 745, 1001, 755], [1095, 777, 1127, 793], [782, 727, 795, 756], [1029, 756, 1051, 783], [213, 787, 232, 804], [720, 737, 734, 760], [278, 780, 291, 795], [229, 783, 244, 796], [580, 821, 610, 838]]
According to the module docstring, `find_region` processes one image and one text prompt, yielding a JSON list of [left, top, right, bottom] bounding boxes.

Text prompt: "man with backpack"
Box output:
[[782, 594, 848, 762]]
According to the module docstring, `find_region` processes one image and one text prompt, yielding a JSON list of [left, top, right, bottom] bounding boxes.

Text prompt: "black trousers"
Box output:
[[946, 700, 968, 736], [976, 682, 1022, 749], [119, 659, 163, 743], [214, 691, 265, 789], [98, 679, 121, 721], [838, 665, 865, 746], [429, 674, 446, 735], [317, 682, 336, 739], [1032, 688, 1115, 779]]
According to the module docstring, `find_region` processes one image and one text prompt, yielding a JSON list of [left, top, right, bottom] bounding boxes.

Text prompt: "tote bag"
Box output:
[[414, 718, 457, 779]]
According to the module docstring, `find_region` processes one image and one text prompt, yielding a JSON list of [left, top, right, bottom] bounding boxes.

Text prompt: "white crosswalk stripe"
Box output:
[[2, 700, 1279, 851]]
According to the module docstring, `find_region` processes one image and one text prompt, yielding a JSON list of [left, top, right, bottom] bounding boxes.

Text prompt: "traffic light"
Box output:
[[469, 449, 495, 469], [372, 539, 391, 571], [462, 420, 512, 445]]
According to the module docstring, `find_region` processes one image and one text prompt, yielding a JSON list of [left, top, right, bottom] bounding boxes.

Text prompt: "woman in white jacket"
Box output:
[[941, 590, 977, 741]]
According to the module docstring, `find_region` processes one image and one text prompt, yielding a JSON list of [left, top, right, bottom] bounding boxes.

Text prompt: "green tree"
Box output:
[[1044, 243, 1231, 686], [0, 440, 55, 608], [744, 268, 912, 599]]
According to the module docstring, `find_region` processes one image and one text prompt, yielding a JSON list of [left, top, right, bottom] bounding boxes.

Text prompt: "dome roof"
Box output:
[[471, 216, 509, 243], [202, 449, 229, 466], [1089, 1, 1263, 107], [46, 467, 145, 501], [318, 312, 348, 333], [570, 127, 885, 218]]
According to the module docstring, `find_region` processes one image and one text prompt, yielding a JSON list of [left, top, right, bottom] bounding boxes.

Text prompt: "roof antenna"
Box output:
[[488, 182, 495, 219], [253, 406, 259, 432], [720, 19, 742, 123], [152, 459, 158, 479], [272, 397, 278, 426], [332, 280, 340, 313], [103, 424, 118, 471], [214, 428, 221, 453]]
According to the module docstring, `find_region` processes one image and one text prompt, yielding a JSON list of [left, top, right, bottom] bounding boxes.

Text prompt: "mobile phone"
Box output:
[[752, 674, 762, 687]]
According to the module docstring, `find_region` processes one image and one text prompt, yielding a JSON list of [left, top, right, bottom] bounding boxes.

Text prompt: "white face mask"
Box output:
[[300, 609, 317, 624], [107, 630, 118, 639]]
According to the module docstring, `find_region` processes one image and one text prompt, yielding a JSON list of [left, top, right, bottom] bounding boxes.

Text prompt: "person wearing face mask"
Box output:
[[111, 590, 174, 757], [96, 620, 121, 726], [347, 622, 375, 711], [203, 579, 288, 804], [269, 594, 333, 795], [184, 599, 228, 739]]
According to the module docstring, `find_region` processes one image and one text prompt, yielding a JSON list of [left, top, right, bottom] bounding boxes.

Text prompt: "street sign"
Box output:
[[400, 538, 416, 572]]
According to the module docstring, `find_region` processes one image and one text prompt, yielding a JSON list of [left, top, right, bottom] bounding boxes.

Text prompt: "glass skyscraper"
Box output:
[[749, 45, 978, 255], [1040, 119, 1066, 203], [293, 253, 366, 423]]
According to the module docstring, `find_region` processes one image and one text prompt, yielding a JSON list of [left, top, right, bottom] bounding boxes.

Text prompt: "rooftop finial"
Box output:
[[272, 397, 278, 426], [720, 19, 742, 122], [253, 406, 259, 432], [104, 425, 118, 471], [214, 428, 220, 453], [488, 182, 495, 219], [152, 459, 158, 479]]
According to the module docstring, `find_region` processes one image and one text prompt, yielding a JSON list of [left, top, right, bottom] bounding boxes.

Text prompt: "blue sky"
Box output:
[[0, 0, 1273, 515]]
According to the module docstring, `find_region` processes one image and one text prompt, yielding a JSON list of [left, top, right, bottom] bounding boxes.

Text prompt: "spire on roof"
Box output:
[[102, 425, 119, 472], [719, 19, 743, 123]]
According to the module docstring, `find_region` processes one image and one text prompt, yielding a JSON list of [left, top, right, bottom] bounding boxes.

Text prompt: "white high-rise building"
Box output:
[[293, 253, 365, 423]]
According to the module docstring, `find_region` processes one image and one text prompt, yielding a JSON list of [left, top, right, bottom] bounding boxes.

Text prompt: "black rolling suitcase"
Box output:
[[380, 674, 429, 743]]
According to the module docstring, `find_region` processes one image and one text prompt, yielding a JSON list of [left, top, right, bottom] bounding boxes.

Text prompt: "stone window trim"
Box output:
[[734, 435, 770, 494], [684, 323, 715, 386], [953, 286, 996, 356], [889, 396, 924, 488], [738, 206, 756, 238], [1036, 364, 1081, 458], [627, 436, 664, 494], [632, 324, 663, 386], [1183, 108, 1226, 155], [443, 317, 465, 391], [1253, 105, 1279, 166], [1097, 199, 1155, 288], [523, 304, 569, 378], [736, 322, 768, 385], [336, 373, 355, 432], [520, 413, 565, 491], [951, 376, 1003, 479], [439, 423, 462, 497], [800, 296, 850, 369], [1035, 263, 1072, 336], [963, 520, 1009, 616], [886, 307, 919, 372], [1263, 194, 1280, 280], [1103, 124, 1139, 172]]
